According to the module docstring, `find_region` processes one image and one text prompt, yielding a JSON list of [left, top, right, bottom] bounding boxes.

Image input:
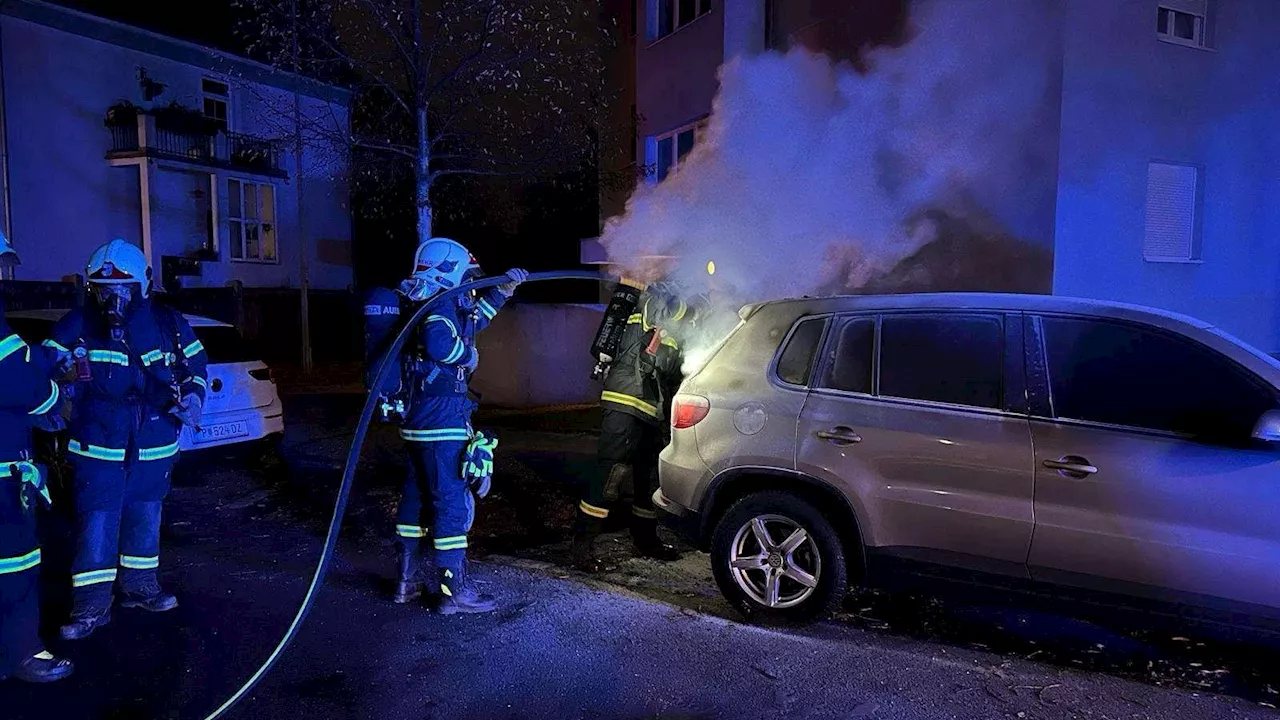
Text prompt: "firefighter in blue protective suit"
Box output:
[[388, 237, 525, 613], [0, 233, 75, 683], [44, 239, 208, 640]]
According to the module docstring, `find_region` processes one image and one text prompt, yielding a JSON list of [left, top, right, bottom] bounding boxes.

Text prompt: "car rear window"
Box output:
[[776, 317, 827, 386], [194, 325, 258, 364], [879, 314, 1004, 409]]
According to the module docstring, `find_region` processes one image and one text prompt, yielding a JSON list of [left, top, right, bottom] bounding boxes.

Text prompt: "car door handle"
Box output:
[[816, 427, 862, 445], [1043, 456, 1098, 477]]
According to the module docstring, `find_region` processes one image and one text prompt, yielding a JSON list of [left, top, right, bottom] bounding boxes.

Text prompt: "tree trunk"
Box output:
[[415, 105, 432, 243]]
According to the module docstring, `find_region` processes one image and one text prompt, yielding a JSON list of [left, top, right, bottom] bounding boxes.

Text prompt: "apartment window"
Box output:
[[1143, 162, 1202, 262], [648, 119, 706, 183], [1157, 1, 1207, 47], [651, 0, 711, 41], [202, 78, 230, 130], [228, 179, 277, 262]]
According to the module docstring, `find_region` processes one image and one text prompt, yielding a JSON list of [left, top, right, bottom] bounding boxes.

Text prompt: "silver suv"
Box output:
[[654, 293, 1280, 624]]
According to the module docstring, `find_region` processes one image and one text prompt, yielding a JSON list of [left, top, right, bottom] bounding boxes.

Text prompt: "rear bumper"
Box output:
[[180, 396, 285, 452], [652, 487, 702, 546]]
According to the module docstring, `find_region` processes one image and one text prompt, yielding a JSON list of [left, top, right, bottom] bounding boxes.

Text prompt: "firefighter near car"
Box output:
[[573, 285, 689, 573], [44, 239, 208, 640]]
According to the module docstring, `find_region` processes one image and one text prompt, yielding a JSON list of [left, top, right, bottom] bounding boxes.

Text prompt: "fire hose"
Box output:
[[202, 270, 603, 720]]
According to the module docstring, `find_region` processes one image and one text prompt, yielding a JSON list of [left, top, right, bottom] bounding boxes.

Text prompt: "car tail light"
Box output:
[[672, 394, 710, 429], [249, 368, 275, 382]]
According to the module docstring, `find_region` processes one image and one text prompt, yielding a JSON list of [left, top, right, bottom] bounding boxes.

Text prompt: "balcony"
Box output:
[[106, 108, 288, 178]]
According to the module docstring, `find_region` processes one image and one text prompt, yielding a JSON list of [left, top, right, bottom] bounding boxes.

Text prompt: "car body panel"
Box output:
[[660, 291, 1280, 619]]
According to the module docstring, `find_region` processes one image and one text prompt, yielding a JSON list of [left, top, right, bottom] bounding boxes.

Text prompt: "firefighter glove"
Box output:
[[462, 432, 498, 499]]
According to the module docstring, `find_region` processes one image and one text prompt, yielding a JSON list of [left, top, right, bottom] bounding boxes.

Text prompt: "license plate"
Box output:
[[193, 421, 251, 444]]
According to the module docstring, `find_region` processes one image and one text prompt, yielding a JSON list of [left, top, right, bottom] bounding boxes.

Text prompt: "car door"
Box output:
[[795, 311, 1036, 576], [1026, 314, 1280, 609]]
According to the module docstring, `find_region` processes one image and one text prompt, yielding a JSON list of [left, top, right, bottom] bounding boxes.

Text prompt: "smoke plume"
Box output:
[[601, 0, 1060, 368]]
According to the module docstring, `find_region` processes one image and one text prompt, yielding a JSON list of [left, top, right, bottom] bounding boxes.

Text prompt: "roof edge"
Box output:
[[3, 0, 351, 105]]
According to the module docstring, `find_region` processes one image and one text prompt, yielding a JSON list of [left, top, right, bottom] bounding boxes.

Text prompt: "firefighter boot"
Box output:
[[435, 562, 496, 615], [119, 576, 179, 613], [60, 604, 111, 640], [631, 511, 681, 562], [14, 652, 75, 683], [393, 539, 423, 604]]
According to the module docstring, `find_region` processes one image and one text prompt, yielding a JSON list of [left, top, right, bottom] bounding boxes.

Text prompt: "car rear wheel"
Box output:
[[710, 491, 847, 624]]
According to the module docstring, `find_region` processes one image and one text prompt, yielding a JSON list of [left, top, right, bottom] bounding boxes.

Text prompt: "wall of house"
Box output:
[[1053, 0, 1280, 351], [0, 12, 352, 291], [470, 303, 604, 408], [636, 0, 724, 142]]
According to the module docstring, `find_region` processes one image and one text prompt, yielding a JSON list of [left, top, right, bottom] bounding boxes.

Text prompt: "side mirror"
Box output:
[[1252, 409, 1280, 443]]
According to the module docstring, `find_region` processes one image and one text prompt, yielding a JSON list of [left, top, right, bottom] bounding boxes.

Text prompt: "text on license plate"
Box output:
[[194, 421, 251, 444]]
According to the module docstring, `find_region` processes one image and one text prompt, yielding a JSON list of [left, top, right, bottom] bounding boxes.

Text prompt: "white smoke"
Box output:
[[601, 0, 1060, 371]]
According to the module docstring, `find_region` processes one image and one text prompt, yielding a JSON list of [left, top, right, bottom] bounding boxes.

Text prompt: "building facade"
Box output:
[[0, 0, 353, 292], [593, 0, 1280, 352]]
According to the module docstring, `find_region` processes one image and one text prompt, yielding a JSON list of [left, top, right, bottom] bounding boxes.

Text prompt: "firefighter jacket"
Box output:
[[45, 300, 208, 465], [0, 310, 59, 464], [600, 302, 683, 427], [399, 288, 509, 439]]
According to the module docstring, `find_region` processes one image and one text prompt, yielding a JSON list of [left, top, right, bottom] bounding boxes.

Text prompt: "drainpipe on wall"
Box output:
[[291, 0, 312, 375], [0, 19, 14, 281]]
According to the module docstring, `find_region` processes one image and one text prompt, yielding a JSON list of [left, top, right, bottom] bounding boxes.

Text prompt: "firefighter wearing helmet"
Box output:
[[0, 231, 75, 682], [44, 239, 207, 640], [572, 285, 687, 572], [371, 237, 526, 613]]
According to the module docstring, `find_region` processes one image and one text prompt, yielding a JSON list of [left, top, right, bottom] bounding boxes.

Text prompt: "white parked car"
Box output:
[[6, 308, 284, 452]]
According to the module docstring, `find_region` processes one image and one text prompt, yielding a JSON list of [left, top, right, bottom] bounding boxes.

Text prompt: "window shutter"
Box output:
[[1144, 162, 1200, 261]]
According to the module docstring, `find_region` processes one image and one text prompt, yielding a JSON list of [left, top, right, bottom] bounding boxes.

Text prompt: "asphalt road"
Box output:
[[5, 396, 1280, 719]]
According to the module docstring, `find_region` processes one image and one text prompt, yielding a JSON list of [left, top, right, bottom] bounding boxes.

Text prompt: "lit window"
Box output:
[[227, 179, 277, 262], [202, 78, 230, 130], [651, 0, 711, 41], [1157, 2, 1207, 47], [1143, 162, 1202, 262]]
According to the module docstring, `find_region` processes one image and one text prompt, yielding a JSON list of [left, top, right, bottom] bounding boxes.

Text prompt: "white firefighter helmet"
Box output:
[[86, 238, 151, 297], [403, 237, 481, 301], [0, 230, 18, 267]]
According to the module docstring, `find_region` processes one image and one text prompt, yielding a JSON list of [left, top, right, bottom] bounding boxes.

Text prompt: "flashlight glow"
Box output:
[[706, 260, 716, 276]]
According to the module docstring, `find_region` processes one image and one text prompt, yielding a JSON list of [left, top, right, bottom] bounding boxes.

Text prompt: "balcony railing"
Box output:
[[106, 115, 286, 178]]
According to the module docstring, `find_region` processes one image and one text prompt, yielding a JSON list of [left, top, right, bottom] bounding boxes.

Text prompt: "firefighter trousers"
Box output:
[[400, 439, 474, 578], [577, 409, 662, 535], [0, 478, 42, 677], [68, 455, 175, 614]]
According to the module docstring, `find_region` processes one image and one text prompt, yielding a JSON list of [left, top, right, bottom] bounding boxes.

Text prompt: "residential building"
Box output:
[[0, 0, 353, 292], [586, 0, 1280, 353]]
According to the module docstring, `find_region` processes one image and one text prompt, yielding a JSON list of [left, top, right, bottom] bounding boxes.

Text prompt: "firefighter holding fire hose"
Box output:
[[572, 284, 689, 572], [369, 237, 527, 613]]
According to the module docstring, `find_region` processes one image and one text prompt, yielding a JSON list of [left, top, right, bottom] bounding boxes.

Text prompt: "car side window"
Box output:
[[820, 317, 875, 394], [879, 314, 1004, 409], [775, 317, 827, 387], [1041, 317, 1275, 441]]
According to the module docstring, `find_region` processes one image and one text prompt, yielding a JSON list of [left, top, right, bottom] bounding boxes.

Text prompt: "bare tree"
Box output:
[[234, 0, 614, 243]]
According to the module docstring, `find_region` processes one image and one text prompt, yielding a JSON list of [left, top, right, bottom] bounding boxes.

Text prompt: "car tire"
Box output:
[[710, 490, 847, 625]]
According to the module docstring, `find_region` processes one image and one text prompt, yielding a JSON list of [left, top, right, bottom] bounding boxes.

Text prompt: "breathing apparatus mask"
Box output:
[[90, 282, 137, 328]]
